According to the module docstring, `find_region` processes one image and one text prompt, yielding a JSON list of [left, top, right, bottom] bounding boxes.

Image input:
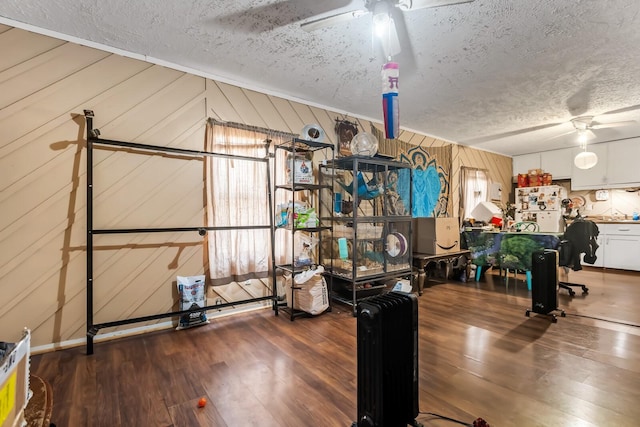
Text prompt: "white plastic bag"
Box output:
[[285, 266, 329, 315]]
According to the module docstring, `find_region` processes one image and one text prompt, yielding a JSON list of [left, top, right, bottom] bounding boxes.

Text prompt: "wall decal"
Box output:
[[400, 145, 450, 218]]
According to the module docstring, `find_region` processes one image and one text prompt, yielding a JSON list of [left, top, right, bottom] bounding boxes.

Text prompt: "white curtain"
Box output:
[[205, 122, 291, 286], [461, 167, 489, 220]]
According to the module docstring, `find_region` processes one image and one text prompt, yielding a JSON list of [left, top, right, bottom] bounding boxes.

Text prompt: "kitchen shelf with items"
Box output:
[[319, 155, 413, 315], [272, 137, 335, 321]]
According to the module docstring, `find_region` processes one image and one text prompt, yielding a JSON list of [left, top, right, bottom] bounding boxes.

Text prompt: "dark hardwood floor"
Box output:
[[31, 267, 640, 426]]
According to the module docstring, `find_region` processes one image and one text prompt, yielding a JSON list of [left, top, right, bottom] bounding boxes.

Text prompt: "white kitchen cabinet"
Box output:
[[570, 139, 640, 190], [606, 139, 640, 187], [512, 149, 575, 180], [570, 144, 609, 190], [518, 140, 640, 190], [540, 148, 574, 179], [604, 235, 640, 270], [512, 153, 540, 176], [601, 223, 640, 271]]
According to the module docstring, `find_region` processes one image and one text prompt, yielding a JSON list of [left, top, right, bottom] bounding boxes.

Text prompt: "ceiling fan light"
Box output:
[[371, 1, 401, 58], [372, 8, 391, 38], [577, 129, 588, 144], [574, 151, 598, 170]]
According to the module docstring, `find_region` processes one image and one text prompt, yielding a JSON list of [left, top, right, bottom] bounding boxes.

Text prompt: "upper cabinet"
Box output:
[[541, 148, 574, 179], [512, 148, 574, 180], [512, 153, 540, 176], [513, 140, 640, 190], [570, 143, 609, 190], [571, 138, 640, 190], [606, 139, 640, 187]]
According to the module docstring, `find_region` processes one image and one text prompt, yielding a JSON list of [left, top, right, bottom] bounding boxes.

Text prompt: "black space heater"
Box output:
[[526, 249, 565, 322], [353, 292, 421, 427]]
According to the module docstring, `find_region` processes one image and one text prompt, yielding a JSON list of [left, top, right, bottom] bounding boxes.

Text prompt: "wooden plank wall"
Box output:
[[0, 24, 511, 348]]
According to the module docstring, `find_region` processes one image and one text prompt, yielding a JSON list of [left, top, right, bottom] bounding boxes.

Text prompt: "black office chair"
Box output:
[[557, 218, 599, 296], [557, 240, 589, 296]]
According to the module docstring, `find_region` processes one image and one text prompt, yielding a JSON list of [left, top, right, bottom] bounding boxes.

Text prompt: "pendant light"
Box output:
[[574, 133, 598, 169], [574, 151, 598, 169]]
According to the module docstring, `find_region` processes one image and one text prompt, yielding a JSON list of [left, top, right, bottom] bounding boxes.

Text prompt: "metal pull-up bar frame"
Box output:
[[84, 110, 276, 355]]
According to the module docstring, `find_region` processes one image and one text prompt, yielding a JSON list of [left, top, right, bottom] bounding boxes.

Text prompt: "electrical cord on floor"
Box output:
[[517, 303, 640, 327], [564, 312, 640, 327], [419, 411, 490, 427]]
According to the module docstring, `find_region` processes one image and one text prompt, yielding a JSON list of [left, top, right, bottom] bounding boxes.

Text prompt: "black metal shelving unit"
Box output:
[[321, 155, 413, 316], [272, 138, 335, 320], [84, 110, 277, 354]]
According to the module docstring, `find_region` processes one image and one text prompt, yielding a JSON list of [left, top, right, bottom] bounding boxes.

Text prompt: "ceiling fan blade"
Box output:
[[461, 121, 565, 145], [210, 0, 353, 33], [542, 129, 577, 142], [600, 104, 640, 116], [301, 9, 368, 32], [400, 0, 475, 11], [590, 120, 637, 129]]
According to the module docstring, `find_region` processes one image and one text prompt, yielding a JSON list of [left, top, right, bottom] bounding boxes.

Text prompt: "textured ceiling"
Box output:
[[2, 0, 640, 156]]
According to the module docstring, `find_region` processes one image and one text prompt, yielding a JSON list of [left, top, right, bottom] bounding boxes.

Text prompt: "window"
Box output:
[[205, 122, 292, 285], [461, 167, 489, 220]]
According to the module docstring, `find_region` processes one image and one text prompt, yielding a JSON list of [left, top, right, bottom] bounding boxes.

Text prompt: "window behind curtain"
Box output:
[[460, 167, 489, 220], [205, 122, 292, 286]]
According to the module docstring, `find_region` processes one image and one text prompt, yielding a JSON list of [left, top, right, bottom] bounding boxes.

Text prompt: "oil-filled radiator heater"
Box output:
[[352, 292, 422, 427], [526, 249, 566, 322]]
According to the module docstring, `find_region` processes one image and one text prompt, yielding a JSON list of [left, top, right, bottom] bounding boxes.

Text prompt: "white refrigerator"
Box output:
[[514, 185, 566, 232]]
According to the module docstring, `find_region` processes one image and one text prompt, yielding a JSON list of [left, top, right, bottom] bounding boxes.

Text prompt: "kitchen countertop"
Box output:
[[590, 219, 640, 224], [569, 217, 640, 225]]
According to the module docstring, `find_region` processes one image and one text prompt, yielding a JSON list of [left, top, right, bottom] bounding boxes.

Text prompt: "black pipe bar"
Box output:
[[86, 112, 95, 355], [89, 136, 269, 163], [264, 139, 278, 315], [93, 225, 272, 235], [90, 296, 275, 331]]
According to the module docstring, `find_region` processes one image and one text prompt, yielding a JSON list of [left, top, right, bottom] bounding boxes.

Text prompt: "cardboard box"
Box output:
[[412, 217, 460, 255], [517, 173, 529, 187], [528, 173, 542, 186], [528, 168, 543, 175], [1, 329, 30, 427]]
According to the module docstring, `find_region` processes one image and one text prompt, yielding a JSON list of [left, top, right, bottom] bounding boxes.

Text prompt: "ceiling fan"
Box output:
[[562, 115, 637, 143], [301, 0, 475, 59], [557, 114, 638, 170]]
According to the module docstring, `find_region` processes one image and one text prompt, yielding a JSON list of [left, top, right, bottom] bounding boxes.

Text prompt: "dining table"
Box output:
[[460, 229, 563, 290]]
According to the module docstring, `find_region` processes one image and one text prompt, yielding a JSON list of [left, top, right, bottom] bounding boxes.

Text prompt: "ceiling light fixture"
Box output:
[[574, 142, 598, 170], [372, 1, 392, 38], [371, 1, 401, 58], [571, 117, 592, 131], [576, 129, 589, 144], [574, 151, 598, 169], [573, 125, 598, 169]]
